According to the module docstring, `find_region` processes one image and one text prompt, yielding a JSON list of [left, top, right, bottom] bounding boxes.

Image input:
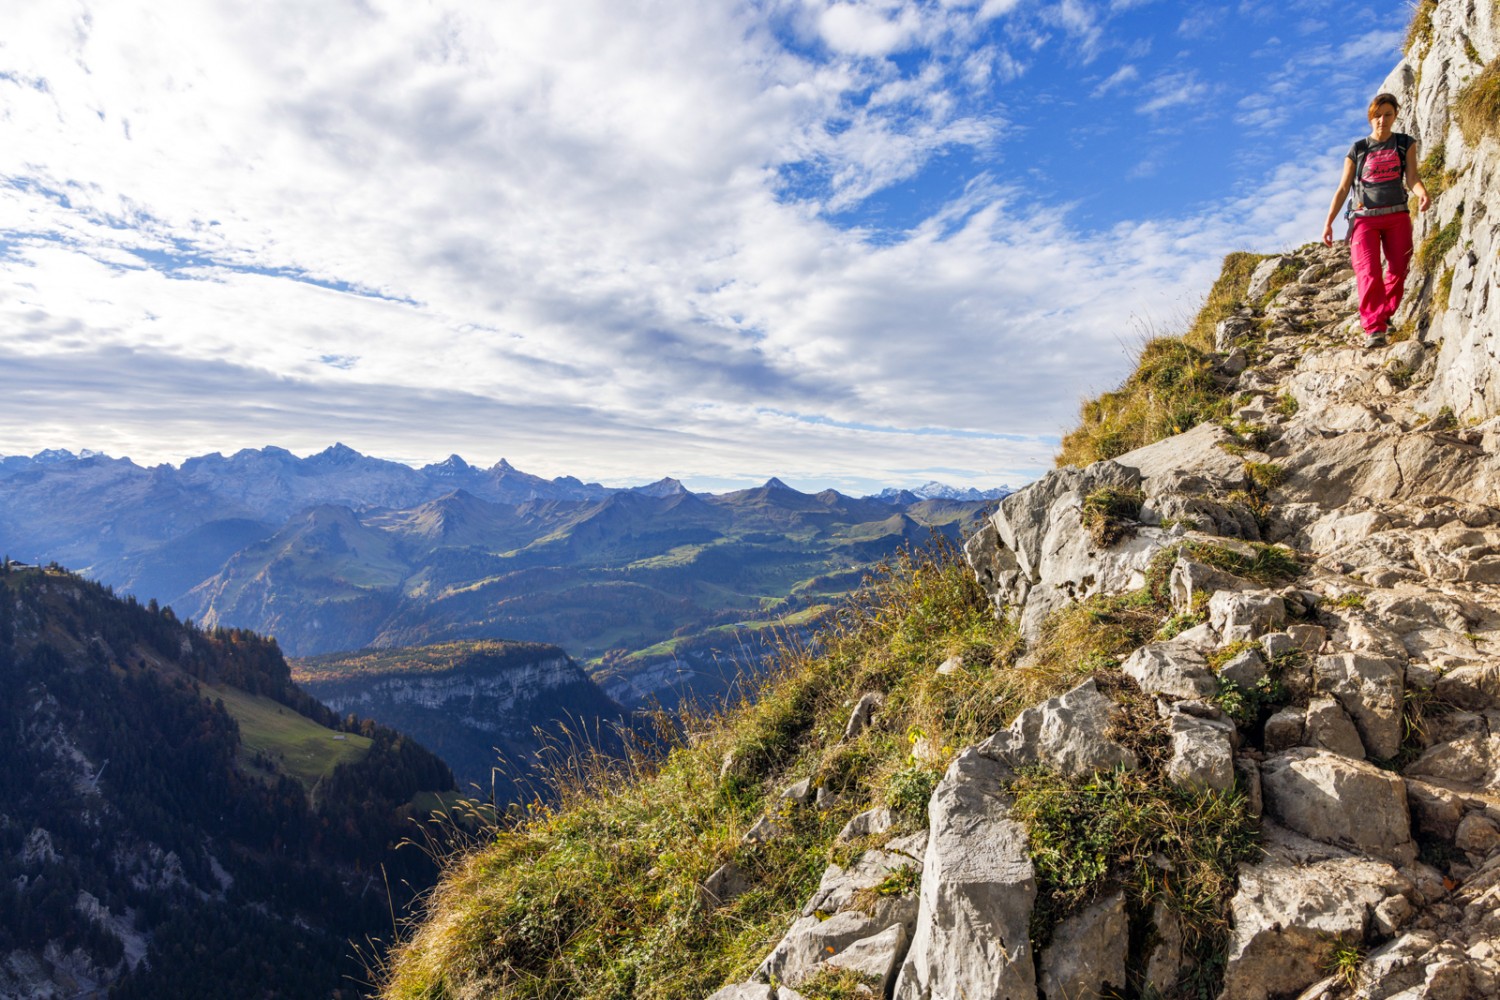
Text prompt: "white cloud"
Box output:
[[0, 0, 1374, 491], [1091, 64, 1139, 97], [818, 2, 923, 56]]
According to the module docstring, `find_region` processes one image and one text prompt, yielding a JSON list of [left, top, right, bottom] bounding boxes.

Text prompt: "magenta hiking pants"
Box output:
[[1349, 211, 1413, 334]]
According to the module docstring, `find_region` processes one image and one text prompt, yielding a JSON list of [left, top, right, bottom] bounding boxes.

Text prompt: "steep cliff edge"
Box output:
[[380, 4, 1500, 999]]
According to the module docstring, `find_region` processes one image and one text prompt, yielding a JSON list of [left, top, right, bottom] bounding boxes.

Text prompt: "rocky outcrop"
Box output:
[[705, 4, 1500, 998]]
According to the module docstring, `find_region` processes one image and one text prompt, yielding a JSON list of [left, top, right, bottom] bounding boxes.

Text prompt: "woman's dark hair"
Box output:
[[1367, 92, 1400, 119]]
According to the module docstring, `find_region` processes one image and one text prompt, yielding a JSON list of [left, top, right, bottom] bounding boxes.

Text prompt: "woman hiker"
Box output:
[[1320, 91, 1431, 349]]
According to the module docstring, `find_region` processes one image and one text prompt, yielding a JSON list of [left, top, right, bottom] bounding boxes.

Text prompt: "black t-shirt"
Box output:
[[1347, 133, 1412, 210]]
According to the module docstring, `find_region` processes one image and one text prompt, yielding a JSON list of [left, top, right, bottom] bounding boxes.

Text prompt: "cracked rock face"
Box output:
[[892, 749, 1037, 1000]]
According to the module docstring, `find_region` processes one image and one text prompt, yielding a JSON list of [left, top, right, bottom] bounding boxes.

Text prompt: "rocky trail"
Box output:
[[704, 224, 1500, 1000]]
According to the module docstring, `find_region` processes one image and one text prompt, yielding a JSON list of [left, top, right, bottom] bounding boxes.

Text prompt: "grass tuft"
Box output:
[[1081, 487, 1147, 547], [1405, 0, 1438, 54], [1056, 253, 1264, 469], [1417, 205, 1465, 272], [1455, 57, 1500, 146], [1180, 540, 1300, 587], [797, 966, 883, 999]]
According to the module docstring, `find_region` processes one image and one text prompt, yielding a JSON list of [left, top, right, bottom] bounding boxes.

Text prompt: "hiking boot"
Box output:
[[1364, 330, 1388, 349]]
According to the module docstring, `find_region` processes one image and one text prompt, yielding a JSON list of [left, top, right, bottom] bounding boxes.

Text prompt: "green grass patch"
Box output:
[[1456, 57, 1500, 145], [1180, 540, 1300, 587], [1436, 265, 1456, 311], [1419, 143, 1453, 202], [797, 967, 884, 999], [1056, 252, 1263, 468], [211, 684, 372, 793], [1009, 766, 1259, 990], [1081, 487, 1147, 547], [1244, 462, 1286, 491], [1417, 205, 1465, 272]]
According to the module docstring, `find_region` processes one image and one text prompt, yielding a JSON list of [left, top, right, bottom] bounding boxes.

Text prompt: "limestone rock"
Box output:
[[1405, 731, 1500, 788], [1217, 645, 1267, 689], [1264, 705, 1305, 752], [1169, 556, 1244, 612], [1038, 889, 1127, 1000], [1405, 777, 1466, 842], [994, 678, 1138, 777], [1303, 697, 1366, 759], [1220, 823, 1415, 1000], [1261, 748, 1415, 865], [1209, 589, 1286, 643], [781, 778, 815, 806], [1312, 652, 1404, 760], [707, 984, 776, 1000], [844, 692, 885, 741], [1143, 899, 1184, 995], [700, 861, 750, 909], [1455, 814, 1500, 859], [825, 923, 908, 995], [1434, 664, 1500, 711], [755, 911, 880, 988], [893, 749, 1037, 1000], [1286, 624, 1327, 653], [800, 834, 926, 928], [1125, 642, 1217, 706], [1165, 704, 1236, 792], [1246, 256, 1285, 304], [836, 807, 897, 844]]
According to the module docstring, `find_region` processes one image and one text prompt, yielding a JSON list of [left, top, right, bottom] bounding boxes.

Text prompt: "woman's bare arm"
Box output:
[[1322, 157, 1356, 246]]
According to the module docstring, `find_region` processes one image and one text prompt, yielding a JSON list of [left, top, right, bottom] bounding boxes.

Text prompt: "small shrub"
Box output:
[[1417, 205, 1465, 271], [1404, 0, 1437, 54], [1331, 592, 1366, 610], [1081, 487, 1147, 547], [886, 763, 941, 822], [1275, 393, 1298, 418], [1213, 674, 1288, 727], [1436, 266, 1456, 311], [1221, 419, 1273, 452], [1244, 461, 1286, 491], [797, 967, 883, 1000], [1455, 57, 1500, 145]]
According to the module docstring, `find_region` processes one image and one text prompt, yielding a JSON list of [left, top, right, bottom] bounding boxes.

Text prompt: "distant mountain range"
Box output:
[[0, 446, 1010, 709]]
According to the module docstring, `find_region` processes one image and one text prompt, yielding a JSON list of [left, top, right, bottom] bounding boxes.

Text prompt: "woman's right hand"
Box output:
[[1322, 221, 1335, 247]]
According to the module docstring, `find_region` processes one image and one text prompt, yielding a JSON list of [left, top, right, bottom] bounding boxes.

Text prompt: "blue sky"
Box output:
[[0, 1, 1406, 493]]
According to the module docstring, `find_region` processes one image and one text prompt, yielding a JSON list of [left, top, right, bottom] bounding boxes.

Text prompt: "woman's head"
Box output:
[[1367, 93, 1400, 120]]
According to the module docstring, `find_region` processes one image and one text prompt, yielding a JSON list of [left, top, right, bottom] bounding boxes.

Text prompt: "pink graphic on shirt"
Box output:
[[1363, 148, 1403, 184]]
